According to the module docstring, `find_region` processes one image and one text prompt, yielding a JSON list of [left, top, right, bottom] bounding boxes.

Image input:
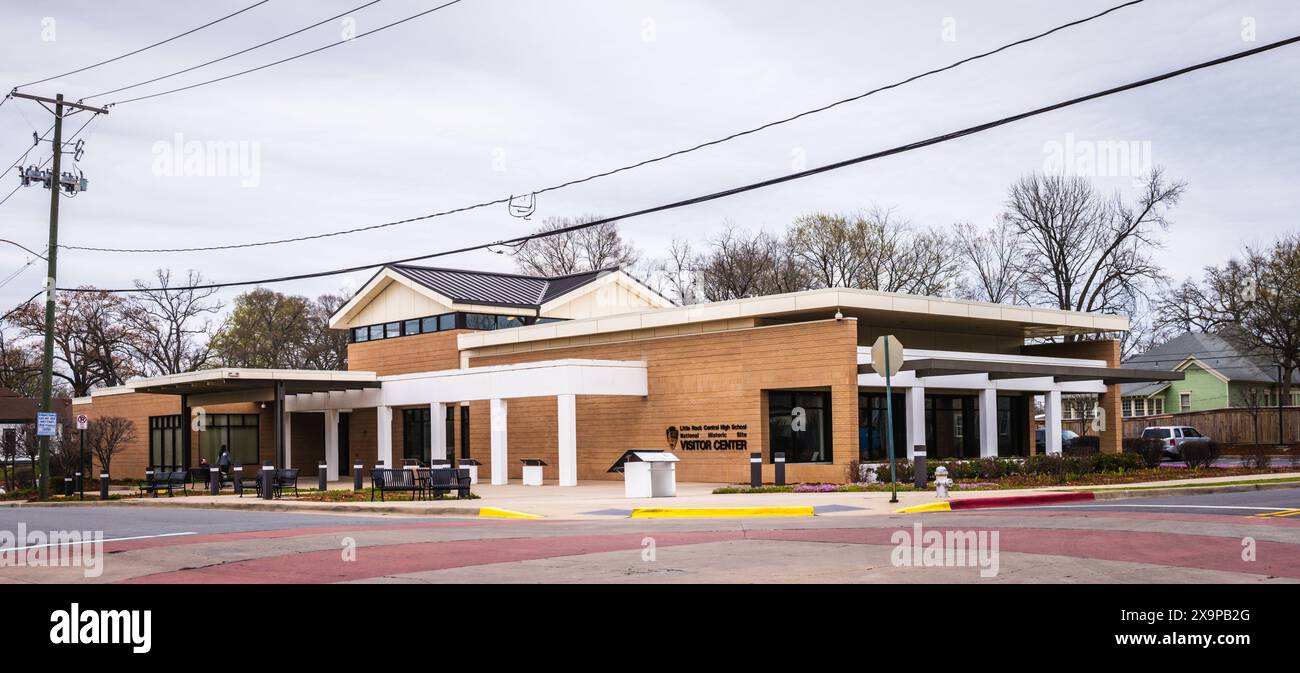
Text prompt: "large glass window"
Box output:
[[768, 390, 832, 464], [925, 396, 979, 459], [149, 415, 185, 470], [353, 327, 368, 343], [858, 393, 904, 462], [404, 319, 420, 336], [197, 414, 259, 466], [403, 408, 431, 464]]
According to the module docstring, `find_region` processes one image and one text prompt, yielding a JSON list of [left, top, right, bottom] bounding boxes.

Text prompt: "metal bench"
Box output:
[[255, 468, 301, 499], [138, 470, 188, 498], [370, 468, 419, 501], [427, 468, 471, 500]]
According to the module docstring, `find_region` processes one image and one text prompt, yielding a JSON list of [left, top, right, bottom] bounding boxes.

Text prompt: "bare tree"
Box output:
[[0, 328, 43, 397], [787, 212, 866, 289], [1158, 234, 1300, 401], [11, 288, 140, 395], [1004, 170, 1184, 327], [697, 224, 811, 301], [514, 216, 640, 276], [86, 416, 137, 479], [651, 238, 700, 306], [955, 219, 1026, 303], [125, 269, 223, 376]]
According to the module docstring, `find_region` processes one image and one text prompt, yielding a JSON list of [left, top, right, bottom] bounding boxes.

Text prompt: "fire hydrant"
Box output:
[[935, 466, 953, 499]]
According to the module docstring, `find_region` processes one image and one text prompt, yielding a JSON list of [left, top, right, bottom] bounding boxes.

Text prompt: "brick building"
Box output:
[[72, 265, 1180, 484]]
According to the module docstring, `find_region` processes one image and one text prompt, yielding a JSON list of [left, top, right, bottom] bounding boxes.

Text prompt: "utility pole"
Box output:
[[9, 91, 107, 499]]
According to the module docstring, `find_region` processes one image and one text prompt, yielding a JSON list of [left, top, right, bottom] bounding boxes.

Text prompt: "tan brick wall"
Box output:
[[73, 393, 274, 479], [466, 319, 861, 484], [1022, 339, 1123, 454], [347, 330, 469, 375]]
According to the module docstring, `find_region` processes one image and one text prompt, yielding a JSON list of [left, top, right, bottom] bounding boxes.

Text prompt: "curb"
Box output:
[[1086, 480, 1300, 501], [477, 507, 544, 519], [630, 506, 815, 519], [895, 491, 1095, 513], [92, 498, 486, 517]]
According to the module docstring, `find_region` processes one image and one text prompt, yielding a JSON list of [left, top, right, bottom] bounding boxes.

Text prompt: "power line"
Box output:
[[63, 33, 1300, 294], [83, 0, 386, 101], [104, 0, 467, 106], [13, 1, 272, 89], [62, 0, 1147, 254], [0, 290, 42, 324]]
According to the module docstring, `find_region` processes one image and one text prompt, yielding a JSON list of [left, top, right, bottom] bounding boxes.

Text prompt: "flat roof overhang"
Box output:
[[459, 288, 1131, 352], [117, 369, 381, 400], [858, 358, 1185, 386]]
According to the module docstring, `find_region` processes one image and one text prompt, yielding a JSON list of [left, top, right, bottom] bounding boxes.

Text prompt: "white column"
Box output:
[[323, 409, 339, 481], [905, 386, 926, 460], [490, 398, 508, 485], [557, 394, 577, 487], [376, 405, 393, 467], [1045, 390, 1063, 455], [980, 387, 999, 458], [283, 412, 293, 468], [431, 402, 448, 461]]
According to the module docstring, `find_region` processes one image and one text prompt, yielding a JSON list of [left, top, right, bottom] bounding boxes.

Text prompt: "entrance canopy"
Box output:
[[125, 369, 381, 406]]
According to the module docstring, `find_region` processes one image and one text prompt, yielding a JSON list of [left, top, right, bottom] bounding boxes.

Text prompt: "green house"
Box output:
[[1119, 332, 1299, 419]]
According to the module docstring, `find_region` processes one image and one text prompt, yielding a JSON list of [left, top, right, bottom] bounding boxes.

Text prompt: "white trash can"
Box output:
[[520, 459, 546, 486], [459, 459, 480, 485], [611, 450, 680, 498]]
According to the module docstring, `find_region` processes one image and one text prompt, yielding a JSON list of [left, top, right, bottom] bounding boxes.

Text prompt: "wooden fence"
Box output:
[[1064, 407, 1300, 446]]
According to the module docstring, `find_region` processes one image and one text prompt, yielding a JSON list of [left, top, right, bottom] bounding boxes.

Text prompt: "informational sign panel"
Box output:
[[76, 414, 89, 430], [36, 412, 58, 437]]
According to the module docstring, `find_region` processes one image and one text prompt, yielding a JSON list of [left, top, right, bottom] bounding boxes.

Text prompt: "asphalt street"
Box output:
[[1, 488, 1297, 584]]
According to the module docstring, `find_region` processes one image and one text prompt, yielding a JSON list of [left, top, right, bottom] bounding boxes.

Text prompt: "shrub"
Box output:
[[1238, 446, 1273, 470], [1180, 440, 1222, 469], [1065, 436, 1101, 456], [1123, 437, 1165, 468], [1089, 452, 1144, 474], [846, 459, 865, 484]]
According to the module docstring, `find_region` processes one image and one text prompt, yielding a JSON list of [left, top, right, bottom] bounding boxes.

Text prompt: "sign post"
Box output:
[[34, 412, 57, 491], [76, 414, 88, 500], [871, 336, 905, 504]]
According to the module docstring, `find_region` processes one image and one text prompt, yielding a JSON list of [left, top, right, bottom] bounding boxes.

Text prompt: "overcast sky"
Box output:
[[1, 0, 1297, 314]]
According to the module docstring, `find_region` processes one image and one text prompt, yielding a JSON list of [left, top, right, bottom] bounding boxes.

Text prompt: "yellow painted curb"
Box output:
[[478, 507, 543, 519], [893, 501, 952, 514], [1253, 509, 1300, 518], [630, 506, 814, 519]]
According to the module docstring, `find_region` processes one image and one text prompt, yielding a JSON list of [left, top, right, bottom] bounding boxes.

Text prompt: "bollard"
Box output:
[[209, 467, 220, 495], [353, 463, 364, 491], [749, 452, 762, 488], [913, 444, 928, 490], [63, 477, 72, 497], [318, 462, 328, 491], [99, 472, 109, 500], [261, 462, 275, 501], [774, 452, 786, 487], [233, 465, 244, 496]]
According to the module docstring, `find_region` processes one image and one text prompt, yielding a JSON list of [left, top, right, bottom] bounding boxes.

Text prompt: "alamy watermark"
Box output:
[[890, 523, 1000, 578], [1043, 132, 1152, 185], [151, 132, 262, 187], [1, 523, 104, 578]]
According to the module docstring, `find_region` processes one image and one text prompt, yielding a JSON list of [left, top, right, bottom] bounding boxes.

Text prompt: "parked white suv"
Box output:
[[1140, 426, 1210, 459]]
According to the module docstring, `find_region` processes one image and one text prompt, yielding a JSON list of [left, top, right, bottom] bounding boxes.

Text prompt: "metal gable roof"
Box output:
[[387, 265, 612, 309], [1122, 331, 1299, 384]]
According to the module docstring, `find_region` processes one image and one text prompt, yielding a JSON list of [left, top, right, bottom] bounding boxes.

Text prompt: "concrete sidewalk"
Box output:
[[96, 471, 1300, 519]]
